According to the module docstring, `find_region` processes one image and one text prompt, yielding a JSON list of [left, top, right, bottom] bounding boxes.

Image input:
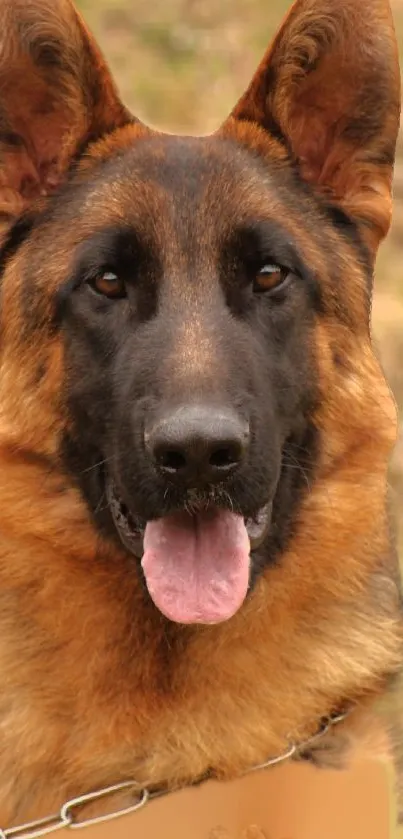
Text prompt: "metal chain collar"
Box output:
[[1, 710, 348, 839]]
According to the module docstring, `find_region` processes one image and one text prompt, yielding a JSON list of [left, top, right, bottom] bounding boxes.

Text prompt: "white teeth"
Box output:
[[244, 502, 273, 551]]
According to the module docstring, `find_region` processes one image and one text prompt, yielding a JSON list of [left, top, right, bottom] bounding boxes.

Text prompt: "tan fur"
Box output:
[[0, 0, 401, 827]]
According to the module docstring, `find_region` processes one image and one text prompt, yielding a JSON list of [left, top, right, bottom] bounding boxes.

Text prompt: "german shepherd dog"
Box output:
[[0, 0, 402, 828]]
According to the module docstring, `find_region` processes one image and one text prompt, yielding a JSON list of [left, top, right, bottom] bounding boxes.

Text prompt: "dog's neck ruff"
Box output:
[[1, 709, 348, 839]]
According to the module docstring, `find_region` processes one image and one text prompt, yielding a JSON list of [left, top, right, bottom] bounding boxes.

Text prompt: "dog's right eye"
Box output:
[[88, 271, 127, 299], [253, 263, 290, 294]]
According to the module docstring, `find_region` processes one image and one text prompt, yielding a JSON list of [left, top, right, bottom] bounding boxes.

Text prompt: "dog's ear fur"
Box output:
[[222, 0, 401, 254], [0, 0, 132, 226]]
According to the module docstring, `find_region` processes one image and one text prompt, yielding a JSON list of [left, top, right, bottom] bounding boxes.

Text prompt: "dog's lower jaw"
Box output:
[[107, 478, 272, 562]]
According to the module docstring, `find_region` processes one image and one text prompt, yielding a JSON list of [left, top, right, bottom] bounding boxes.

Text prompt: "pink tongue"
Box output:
[[141, 510, 250, 625]]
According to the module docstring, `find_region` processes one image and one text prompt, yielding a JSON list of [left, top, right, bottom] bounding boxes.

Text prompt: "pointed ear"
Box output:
[[0, 0, 133, 226], [222, 0, 401, 254]]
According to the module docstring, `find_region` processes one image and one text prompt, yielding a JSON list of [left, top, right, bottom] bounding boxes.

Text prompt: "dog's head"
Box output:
[[0, 0, 399, 626]]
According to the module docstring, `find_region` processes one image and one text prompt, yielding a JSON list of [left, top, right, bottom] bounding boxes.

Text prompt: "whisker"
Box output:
[[94, 492, 107, 515], [80, 455, 118, 476], [281, 454, 311, 490]]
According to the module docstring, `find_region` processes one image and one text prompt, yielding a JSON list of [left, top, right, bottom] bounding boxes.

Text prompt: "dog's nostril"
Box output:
[[157, 448, 187, 473], [209, 444, 241, 470]]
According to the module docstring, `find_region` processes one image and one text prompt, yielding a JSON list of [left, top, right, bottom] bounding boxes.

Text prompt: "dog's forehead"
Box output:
[[112, 134, 262, 187], [83, 133, 285, 234]]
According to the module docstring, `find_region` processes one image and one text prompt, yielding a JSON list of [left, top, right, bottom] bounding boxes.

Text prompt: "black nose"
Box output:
[[145, 405, 249, 484]]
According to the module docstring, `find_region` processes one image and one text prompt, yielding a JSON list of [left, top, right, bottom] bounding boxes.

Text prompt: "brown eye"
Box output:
[[253, 263, 290, 293], [90, 271, 126, 299]]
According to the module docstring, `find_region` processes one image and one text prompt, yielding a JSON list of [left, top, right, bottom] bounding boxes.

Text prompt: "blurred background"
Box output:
[[76, 0, 403, 558]]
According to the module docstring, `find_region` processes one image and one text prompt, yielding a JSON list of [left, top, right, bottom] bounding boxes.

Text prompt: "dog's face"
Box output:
[[0, 0, 400, 627], [56, 137, 324, 624]]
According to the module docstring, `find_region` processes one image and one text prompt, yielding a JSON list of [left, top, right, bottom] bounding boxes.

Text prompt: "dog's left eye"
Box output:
[[253, 264, 290, 293], [89, 271, 127, 299]]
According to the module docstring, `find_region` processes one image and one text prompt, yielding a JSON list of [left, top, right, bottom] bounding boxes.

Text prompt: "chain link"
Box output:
[[1, 710, 348, 839], [1, 813, 68, 839]]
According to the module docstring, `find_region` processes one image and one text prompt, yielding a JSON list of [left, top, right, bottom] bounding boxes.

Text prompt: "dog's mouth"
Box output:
[[106, 480, 271, 626]]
